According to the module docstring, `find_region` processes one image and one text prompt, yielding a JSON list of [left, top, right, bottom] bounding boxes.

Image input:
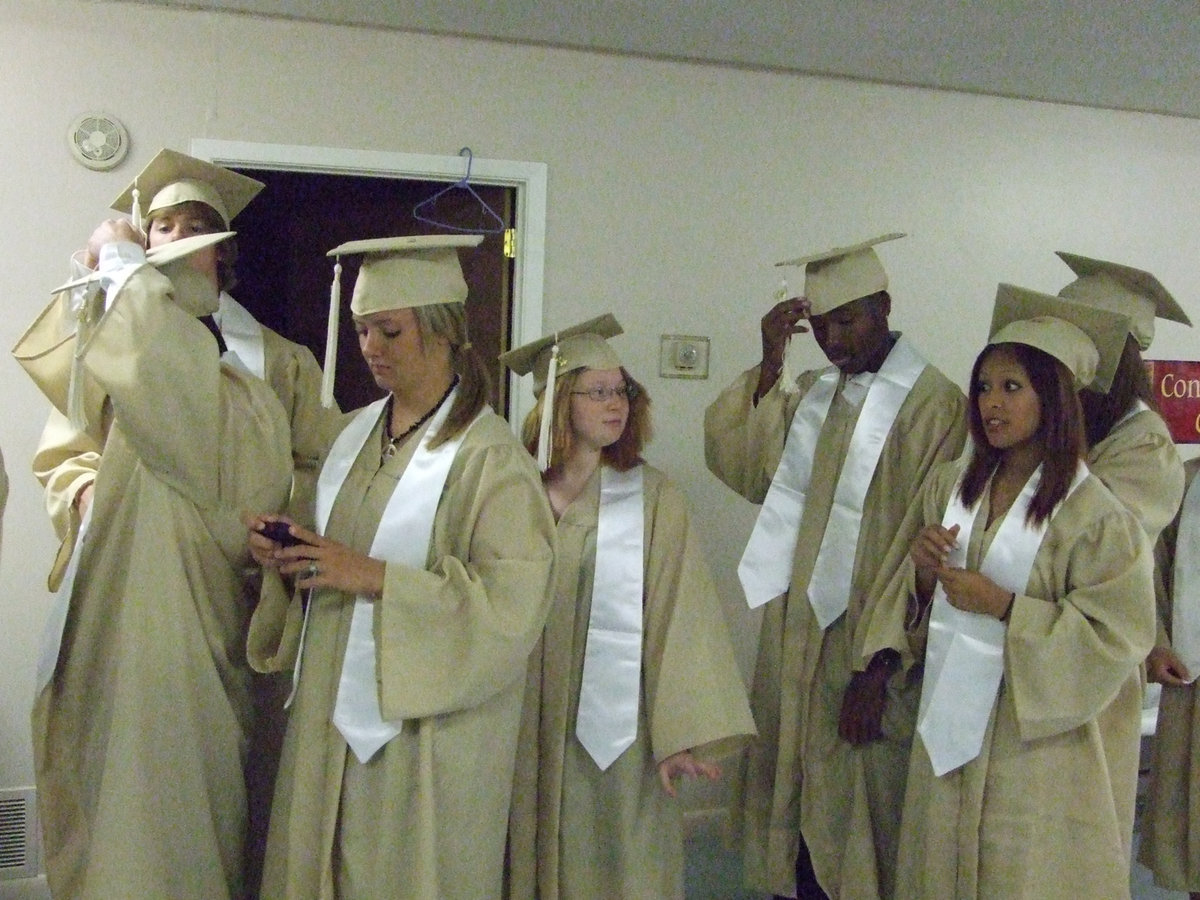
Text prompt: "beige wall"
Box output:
[[2, 0, 1199, 800]]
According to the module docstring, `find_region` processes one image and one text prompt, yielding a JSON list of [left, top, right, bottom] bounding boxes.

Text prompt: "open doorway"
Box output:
[[191, 140, 547, 423], [229, 167, 514, 413]]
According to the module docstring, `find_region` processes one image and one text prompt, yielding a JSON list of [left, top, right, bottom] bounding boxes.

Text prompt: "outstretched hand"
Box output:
[[1147, 644, 1192, 686], [657, 750, 721, 798]]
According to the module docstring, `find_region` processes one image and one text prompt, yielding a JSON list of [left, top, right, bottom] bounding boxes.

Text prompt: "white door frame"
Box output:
[[191, 138, 546, 430]]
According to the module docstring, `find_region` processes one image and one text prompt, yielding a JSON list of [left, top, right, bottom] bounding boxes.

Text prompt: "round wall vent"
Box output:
[[67, 113, 129, 171]]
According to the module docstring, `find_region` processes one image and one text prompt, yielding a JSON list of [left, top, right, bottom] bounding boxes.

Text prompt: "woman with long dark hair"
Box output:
[[892, 286, 1156, 899]]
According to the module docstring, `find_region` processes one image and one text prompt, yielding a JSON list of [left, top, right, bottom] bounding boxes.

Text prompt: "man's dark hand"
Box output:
[[837, 650, 899, 745]]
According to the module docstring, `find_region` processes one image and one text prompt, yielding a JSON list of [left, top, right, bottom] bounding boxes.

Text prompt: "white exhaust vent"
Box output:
[[0, 788, 39, 880]]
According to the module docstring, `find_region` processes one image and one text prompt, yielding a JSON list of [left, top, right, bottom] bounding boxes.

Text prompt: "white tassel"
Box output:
[[320, 260, 342, 408], [776, 278, 800, 395], [66, 288, 101, 429], [536, 342, 559, 472], [130, 185, 143, 236]]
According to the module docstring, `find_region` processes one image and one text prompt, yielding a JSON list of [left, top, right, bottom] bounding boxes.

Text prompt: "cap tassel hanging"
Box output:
[[777, 278, 800, 395], [536, 339, 560, 471], [66, 287, 103, 429], [320, 259, 342, 409], [130, 184, 143, 237]]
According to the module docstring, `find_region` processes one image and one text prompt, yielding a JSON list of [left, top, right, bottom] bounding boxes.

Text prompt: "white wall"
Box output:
[[2, 0, 1198, 799]]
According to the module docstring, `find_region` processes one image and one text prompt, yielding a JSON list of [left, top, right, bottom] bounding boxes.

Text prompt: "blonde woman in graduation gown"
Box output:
[[246, 235, 556, 900], [893, 287, 1156, 900], [502, 315, 756, 900], [12, 224, 293, 900]]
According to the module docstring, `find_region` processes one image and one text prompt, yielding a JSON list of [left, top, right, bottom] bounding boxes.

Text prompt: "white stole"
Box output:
[[1172, 473, 1200, 682], [917, 462, 1086, 776], [291, 390, 471, 763], [215, 293, 266, 380], [576, 465, 645, 770], [738, 337, 927, 629]]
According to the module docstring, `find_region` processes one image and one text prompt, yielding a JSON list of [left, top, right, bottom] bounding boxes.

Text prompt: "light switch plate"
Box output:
[[659, 334, 710, 379]]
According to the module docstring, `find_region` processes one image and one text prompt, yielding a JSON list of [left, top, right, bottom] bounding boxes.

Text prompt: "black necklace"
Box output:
[[382, 377, 458, 460]]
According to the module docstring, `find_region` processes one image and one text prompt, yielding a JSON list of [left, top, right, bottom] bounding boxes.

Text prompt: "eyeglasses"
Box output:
[[570, 383, 638, 403]]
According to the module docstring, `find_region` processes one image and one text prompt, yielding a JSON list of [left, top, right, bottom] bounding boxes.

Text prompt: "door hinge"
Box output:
[[503, 228, 516, 259]]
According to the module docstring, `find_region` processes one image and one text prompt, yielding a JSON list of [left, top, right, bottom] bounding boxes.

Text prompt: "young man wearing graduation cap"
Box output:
[[704, 234, 966, 899], [32, 149, 339, 592], [12, 228, 295, 900]]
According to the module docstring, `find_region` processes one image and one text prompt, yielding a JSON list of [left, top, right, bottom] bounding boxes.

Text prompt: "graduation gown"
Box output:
[[894, 460, 1156, 900], [22, 266, 294, 899], [1084, 404, 1185, 861], [1138, 458, 1200, 891], [251, 407, 556, 900], [1086, 405, 1185, 543], [505, 464, 756, 900], [704, 348, 965, 898], [31, 291, 341, 590]]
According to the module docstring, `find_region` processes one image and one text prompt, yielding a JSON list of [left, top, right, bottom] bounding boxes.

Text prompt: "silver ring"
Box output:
[[307, 562, 319, 579]]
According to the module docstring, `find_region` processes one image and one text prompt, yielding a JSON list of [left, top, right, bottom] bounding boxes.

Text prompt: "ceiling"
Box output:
[[118, 0, 1200, 120]]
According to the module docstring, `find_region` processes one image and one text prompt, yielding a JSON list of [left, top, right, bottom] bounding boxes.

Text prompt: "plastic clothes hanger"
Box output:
[[412, 147, 506, 234]]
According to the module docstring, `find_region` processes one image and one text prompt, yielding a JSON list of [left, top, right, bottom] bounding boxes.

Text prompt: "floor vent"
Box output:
[[0, 788, 39, 880]]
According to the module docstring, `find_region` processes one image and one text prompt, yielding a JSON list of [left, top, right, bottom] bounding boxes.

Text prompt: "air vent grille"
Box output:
[[0, 789, 39, 880]]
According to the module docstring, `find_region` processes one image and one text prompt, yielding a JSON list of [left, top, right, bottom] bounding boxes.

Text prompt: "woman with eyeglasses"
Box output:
[[500, 315, 755, 900]]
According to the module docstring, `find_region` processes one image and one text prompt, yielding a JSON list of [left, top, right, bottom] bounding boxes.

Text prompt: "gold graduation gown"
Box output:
[[1138, 458, 1200, 891], [704, 353, 966, 899], [1086, 406, 1185, 544], [1084, 405, 1185, 862], [22, 265, 293, 900], [251, 408, 556, 900], [31, 291, 341, 590], [894, 461, 1156, 900], [505, 464, 756, 900]]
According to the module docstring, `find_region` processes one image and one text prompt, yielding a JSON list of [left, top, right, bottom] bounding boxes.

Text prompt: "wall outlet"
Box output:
[[659, 335, 710, 379]]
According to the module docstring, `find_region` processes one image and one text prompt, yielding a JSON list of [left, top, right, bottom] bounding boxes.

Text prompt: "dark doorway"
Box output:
[[229, 168, 516, 414]]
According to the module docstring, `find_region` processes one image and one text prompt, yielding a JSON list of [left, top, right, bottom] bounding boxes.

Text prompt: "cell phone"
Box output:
[[260, 520, 304, 548]]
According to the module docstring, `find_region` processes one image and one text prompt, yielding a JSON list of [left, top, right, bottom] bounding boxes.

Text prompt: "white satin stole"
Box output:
[[576, 465, 646, 770], [738, 338, 927, 629]]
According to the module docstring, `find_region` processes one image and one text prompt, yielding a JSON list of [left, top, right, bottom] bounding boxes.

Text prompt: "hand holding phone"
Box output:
[[260, 520, 305, 548]]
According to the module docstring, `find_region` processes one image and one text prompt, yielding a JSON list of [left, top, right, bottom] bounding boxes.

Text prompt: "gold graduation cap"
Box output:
[[776, 232, 905, 316], [1055, 251, 1191, 351], [499, 313, 624, 470], [988, 283, 1131, 390], [111, 148, 264, 231], [19, 231, 235, 428], [320, 234, 484, 407]]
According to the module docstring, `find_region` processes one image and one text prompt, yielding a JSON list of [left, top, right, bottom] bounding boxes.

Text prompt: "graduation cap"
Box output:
[[1055, 251, 1191, 351], [111, 148, 264, 231], [988, 283, 1131, 390], [320, 234, 484, 407], [776, 232, 905, 316], [23, 231, 236, 428]]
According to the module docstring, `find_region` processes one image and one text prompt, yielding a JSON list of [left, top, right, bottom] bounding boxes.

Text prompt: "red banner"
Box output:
[[1146, 360, 1200, 444]]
